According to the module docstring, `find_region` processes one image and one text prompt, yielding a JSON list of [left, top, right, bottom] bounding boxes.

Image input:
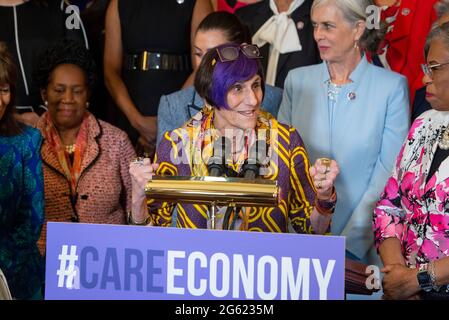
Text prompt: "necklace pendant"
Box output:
[[65, 144, 76, 154]]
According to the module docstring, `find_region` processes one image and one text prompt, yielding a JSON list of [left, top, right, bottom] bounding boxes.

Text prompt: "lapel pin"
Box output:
[[402, 8, 410, 16], [347, 92, 356, 101], [296, 21, 304, 30]]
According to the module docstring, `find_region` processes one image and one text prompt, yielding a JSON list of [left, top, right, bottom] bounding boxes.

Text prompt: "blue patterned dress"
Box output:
[[0, 126, 45, 299]]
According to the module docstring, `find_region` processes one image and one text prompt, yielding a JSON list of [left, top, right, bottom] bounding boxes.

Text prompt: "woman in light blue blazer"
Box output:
[[278, 0, 410, 266], [157, 11, 283, 145]]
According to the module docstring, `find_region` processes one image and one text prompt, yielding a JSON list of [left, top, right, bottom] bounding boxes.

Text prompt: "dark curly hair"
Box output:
[[34, 38, 97, 92]]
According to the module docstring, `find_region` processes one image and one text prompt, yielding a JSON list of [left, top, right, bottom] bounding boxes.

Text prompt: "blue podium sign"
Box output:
[[45, 222, 345, 300]]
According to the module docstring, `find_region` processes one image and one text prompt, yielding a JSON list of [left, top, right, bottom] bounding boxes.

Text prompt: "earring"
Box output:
[[86, 102, 90, 109], [45, 101, 48, 106], [354, 40, 359, 50]]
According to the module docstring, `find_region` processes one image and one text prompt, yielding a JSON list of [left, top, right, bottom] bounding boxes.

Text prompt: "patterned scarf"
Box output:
[[43, 112, 89, 195], [185, 106, 273, 177]]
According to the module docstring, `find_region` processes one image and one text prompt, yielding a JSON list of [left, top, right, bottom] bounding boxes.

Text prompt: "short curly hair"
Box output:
[[195, 43, 265, 110], [34, 38, 97, 91]]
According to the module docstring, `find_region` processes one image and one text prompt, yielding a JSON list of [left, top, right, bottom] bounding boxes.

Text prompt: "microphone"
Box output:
[[242, 139, 267, 179], [224, 139, 267, 230], [207, 136, 228, 177]]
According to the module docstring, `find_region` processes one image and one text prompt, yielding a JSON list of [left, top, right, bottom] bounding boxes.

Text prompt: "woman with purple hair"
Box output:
[[128, 43, 339, 235]]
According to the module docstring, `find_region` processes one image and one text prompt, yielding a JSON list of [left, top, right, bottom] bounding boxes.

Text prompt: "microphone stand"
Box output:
[[206, 136, 228, 229], [210, 202, 217, 230], [223, 139, 263, 230]]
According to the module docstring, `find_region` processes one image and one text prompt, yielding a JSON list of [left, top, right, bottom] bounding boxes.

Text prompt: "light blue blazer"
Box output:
[[157, 85, 283, 145], [278, 56, 410, 262]]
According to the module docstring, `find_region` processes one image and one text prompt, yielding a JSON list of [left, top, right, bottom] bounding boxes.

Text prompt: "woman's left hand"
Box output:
[[381, 264, 420, 300], [310, 158, 339, 199]]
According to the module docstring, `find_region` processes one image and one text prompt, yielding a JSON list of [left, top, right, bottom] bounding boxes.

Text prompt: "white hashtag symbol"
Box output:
[[57, 245, 79, 289]]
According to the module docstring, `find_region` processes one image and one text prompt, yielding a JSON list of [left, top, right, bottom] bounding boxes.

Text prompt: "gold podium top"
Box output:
[[145, 176, 279, 207]]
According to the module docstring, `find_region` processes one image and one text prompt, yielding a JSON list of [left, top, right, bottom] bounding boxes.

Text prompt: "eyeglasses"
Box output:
[[216, 44, 262, 63], [421, 62, 449, 78]]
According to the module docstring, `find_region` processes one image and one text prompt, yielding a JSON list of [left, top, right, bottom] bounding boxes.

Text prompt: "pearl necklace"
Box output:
[[439, 126, 449, 150]]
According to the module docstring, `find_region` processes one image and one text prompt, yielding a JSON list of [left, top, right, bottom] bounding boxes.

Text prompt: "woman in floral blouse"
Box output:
[[374, 23, 449, 300], [0, 42, 45, 300]]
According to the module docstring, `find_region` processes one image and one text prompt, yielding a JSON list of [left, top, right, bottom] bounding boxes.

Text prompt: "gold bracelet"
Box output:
[[127, 211, 152, 226]]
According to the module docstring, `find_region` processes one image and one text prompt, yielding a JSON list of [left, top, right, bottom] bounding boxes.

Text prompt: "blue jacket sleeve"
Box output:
[[157, 94, 171, 147], [277, 71, 295, 125], [261, 85, 283, 117], [341, 75, 410, 260]]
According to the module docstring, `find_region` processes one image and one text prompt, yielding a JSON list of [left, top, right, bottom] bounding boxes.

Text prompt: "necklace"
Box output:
[[439, 126, 449, 150], [327, 80, 342, 102], [65, 144, 76, 154]]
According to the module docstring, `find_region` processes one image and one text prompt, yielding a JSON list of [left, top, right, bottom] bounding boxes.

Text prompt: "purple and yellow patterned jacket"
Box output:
[[151, 107, 318, 234]]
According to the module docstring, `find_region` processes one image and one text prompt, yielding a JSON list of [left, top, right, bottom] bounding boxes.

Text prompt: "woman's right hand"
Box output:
[[129, 158, 159, 223]]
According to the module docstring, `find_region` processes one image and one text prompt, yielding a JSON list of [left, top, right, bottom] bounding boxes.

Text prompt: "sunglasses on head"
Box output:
[[215, 44, 262, 63]]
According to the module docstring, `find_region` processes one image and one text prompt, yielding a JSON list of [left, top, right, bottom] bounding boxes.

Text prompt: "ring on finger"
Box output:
[[320, 158, 331, 167], [320, 157, 331, 174]]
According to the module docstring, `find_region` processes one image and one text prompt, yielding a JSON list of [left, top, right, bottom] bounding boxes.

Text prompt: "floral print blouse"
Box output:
[[374, 109, 449, 267]]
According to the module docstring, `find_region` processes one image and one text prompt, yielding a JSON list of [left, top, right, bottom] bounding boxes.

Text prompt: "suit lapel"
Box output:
[[41, 138, 66, 177], [388, 0, 416, 42], [274, 0, 312, 78], [434, 155, 449, 188], [37, 115, 66, 177], [251, 2, 273, 73], [80, 116, 101, 175], [386, 0, 417, 71], [423, 123, 444, 193]]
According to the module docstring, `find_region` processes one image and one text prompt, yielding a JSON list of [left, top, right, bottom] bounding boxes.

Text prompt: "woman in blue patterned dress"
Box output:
[[0, 42, 45, 300]]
